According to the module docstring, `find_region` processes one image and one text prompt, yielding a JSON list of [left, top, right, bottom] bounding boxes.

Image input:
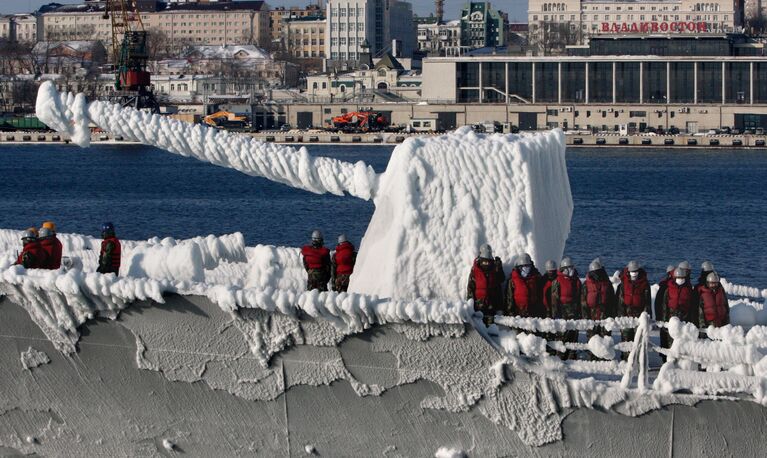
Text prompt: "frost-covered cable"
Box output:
[[35, 82, 378, 200]]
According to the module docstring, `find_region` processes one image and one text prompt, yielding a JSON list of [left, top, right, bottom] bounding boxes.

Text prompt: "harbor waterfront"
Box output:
[[3, 129, 767, 147], [0, 143, 764, 287]]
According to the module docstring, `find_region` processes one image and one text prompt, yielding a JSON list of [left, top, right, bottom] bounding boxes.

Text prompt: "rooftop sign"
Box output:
[[601, 21, 709, 33]]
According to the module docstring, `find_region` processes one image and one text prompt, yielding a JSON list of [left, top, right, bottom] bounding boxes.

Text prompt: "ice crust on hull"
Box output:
[[3, 294, 766, 456], [36, 83, 571, 301]]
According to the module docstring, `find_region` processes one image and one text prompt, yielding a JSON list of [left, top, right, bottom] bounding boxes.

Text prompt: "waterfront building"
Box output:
[[270, 4, 324, 47], [460, 2, 507, 49], [0, 14, 42, 43], [40, 1, 270, 51], [0, 16, 11, 41], [284, 17, 327, 58], [527, 0, 739, 54], [325, 0, 415, 63], [417, 19, 463, 56], [305, 52, 421, 106]]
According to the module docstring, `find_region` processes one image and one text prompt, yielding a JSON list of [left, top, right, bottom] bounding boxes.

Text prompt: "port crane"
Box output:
[[103, 1, 159, 112]]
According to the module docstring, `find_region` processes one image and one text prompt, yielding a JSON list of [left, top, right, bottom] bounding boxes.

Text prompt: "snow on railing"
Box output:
[[494, 313, 767, 402]]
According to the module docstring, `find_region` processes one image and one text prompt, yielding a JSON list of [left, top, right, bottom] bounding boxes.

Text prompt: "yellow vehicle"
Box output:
[[203, 111, 248, 129]]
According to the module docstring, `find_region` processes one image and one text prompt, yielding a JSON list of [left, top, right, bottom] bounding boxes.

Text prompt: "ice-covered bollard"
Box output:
[[36, 83, 572, 301]]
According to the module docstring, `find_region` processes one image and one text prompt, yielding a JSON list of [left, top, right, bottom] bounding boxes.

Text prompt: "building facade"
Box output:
[[421, 53, 767, 131], [417, 20, 462, 56], [0, 14, 42, 43], [528, 0, 739, 54], [460, 2, 507, 49], [41, 2, 270, 51], [285, 17, 327, 58], [325, 0, 415, 62], [270, 4, 323, 47]]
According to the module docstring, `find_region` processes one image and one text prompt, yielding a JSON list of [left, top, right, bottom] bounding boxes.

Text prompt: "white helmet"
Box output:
[[38, 227, 52, 238], [626, 260, 640, 272], [338, 234, 347, 244], [588, 258, 603, 272], [666, 265, 676, 273], [674, 267, 687, 279], [560, 256, 573, 269], [311, 230, 323, 241], [678, 260, 691, 272], [479, 244, 492, 260], [515, 253, 532, 267], [701, 260, 714, 272], [544, 260, 557, 271], [706, 272, 720, 283]]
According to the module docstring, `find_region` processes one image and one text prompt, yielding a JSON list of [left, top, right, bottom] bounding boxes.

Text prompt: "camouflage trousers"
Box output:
[[333, 274, 351, 292], [306, 269, 329, 292], [474, 299, 501, 326], [555, 305, 581, 360]]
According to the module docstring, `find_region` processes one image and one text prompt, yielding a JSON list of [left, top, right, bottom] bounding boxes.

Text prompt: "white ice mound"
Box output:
[[350, 127, 571, 300], [35, 82, 377, 200], [35, 84, 571, 301]]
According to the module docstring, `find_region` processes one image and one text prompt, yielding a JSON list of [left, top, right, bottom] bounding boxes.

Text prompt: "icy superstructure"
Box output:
[[35, 83, 572, 301], [35, 82, 378, 200]]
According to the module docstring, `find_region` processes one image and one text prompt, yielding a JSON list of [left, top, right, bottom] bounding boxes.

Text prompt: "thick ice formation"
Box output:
[[35, 83, 571, 301], [350, 128, 570, 300]]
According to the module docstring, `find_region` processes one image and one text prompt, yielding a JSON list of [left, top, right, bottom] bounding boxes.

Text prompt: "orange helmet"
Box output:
[[42, 221, 56, 232]]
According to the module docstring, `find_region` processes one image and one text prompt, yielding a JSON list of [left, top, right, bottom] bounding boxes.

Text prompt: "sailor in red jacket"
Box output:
[[616, 260, 651, 358], [15, 228, 47, 269], [654, 265, 675, 321], [41, 221, 63, 269], [38, 227, 60, 269], [466, 244, 505, 326], [660, 267, 696, 351], [540, 260, 558, 318], [332, 234, 356, 292], [301, 230, 331, 291], [550, 256, 582, 360], [581, 259, 617, 357], [506, 253, 543, 318], [97, 222, 121, 275], [697, 272, 729, 329]]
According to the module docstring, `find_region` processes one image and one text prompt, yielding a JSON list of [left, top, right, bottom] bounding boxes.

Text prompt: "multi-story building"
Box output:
[[40, 1, 270, 52], [284, 17, 327, 58], [459, 2, 507, 49], [270, 4, 324, 47], [0, 17, 11, 41], [527, 0, 739, 55], [325, 0, 415, 62], [420, 33, 767, 131], [2, 14, 42, 43], [417, 19, 462, 56]]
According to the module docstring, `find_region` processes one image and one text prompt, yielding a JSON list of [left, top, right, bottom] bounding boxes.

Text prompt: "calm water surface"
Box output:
[[0, 144, 764, 286]]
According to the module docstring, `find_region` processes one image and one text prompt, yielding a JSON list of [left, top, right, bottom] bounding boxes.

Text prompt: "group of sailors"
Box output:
[[14, 222, 121, 274], [300, 230, 356, 292], [467, 244, 729, 359]]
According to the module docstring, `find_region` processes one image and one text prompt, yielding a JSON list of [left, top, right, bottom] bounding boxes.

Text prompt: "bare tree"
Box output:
[[531, 21, 582, 56]]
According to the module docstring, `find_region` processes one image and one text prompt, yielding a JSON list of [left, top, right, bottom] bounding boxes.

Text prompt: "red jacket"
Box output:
[[618, 268, 651, 316], [39, 237, 63, 269], [582, 270, 616, 320], [333, 241, 355, 275], [16, 241, 48, 269], [99, 236, 121, 273], [664, 280, 694, 320], [302, 245, 330, 270], [541, 273, 557, 317], [508, 268, 542, 316], [698, 286, 729, 327]]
